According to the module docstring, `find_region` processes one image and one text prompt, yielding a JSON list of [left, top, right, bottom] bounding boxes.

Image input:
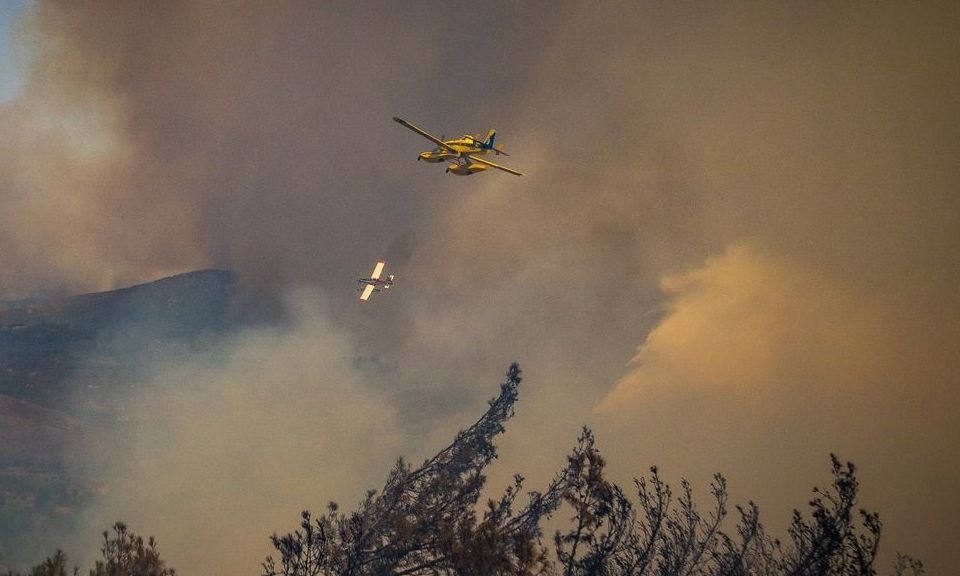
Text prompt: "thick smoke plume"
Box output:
[[2, 1, 958, 572], [76, 296, 404, 575]]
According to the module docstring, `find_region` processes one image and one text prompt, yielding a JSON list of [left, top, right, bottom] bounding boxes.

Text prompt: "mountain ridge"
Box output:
[[0, 269, 256, 567], [0, 269, 238, 331], [0, 269, 243, 408]]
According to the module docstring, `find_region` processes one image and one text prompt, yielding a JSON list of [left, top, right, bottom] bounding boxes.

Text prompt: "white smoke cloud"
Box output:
[[76, 294, 405, 575], [594, 243, 960, 570]]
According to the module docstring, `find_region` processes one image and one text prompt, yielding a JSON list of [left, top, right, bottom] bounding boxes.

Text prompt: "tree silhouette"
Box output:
[[88, 523, 175, 576], [263, 364, 569, 576], [3, 523, 173, 576], [264, 363, 920, 576], [25, 550, 71, 576]]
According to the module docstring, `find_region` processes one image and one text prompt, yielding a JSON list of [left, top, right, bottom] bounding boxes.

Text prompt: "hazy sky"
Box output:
[[0, 1, 29, 102], [2, 2, 958, 574]]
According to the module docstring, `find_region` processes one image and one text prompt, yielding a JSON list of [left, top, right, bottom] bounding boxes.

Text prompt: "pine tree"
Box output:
[[263, 364, 571, 576], [264, 363, 920, 576], [88, 523, 175, 576]]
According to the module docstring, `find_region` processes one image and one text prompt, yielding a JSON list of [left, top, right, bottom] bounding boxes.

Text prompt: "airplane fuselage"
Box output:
[[417, 135, 490, 163]]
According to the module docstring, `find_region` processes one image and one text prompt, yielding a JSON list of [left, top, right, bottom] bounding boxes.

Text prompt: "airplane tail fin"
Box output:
[[483, 129, 496, 148]]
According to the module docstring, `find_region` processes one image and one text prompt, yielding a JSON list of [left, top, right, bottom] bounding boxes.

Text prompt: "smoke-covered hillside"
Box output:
[[0, 269, 244, 404], [0, 269, 261, 570]]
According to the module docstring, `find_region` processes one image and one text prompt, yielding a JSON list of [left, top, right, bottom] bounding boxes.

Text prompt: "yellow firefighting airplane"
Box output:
[[393, 117, 523, 176], [358, 261, 395, 301]]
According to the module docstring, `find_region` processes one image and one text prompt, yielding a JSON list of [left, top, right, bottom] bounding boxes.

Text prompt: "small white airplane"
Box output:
[[393, 117, 523, 176], [357, 261, 395, 301]]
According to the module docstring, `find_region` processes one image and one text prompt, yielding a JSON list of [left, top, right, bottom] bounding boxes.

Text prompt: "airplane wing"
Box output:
[[393, 117, 459, 153], [359, 284, 376, 301], [467, 154, 524, 176], [371, 261, 385, 280]]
